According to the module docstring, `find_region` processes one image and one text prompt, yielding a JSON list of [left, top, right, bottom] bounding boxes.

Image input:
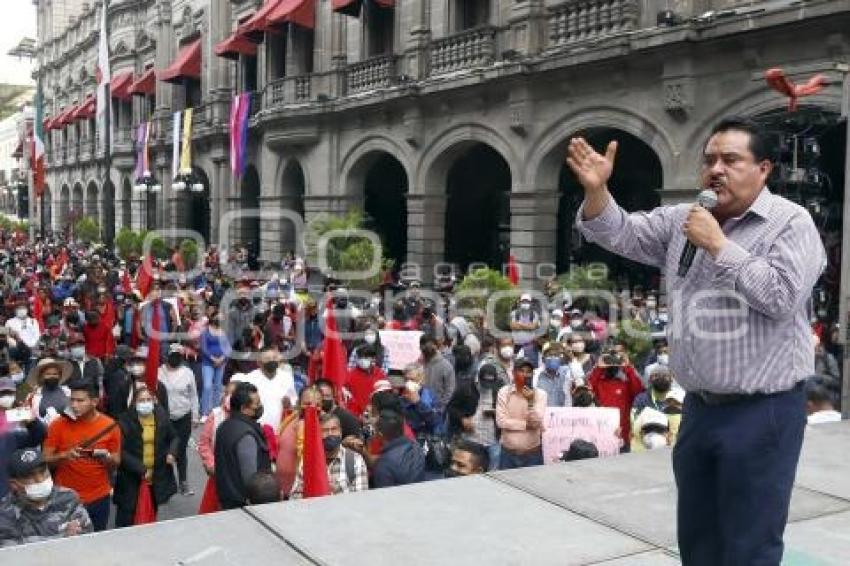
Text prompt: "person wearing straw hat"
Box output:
[[23, 358, 73, 425]]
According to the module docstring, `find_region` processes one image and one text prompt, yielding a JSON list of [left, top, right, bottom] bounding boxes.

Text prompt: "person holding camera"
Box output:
[[587, 350, 645, 452], [495, 359, 547, 470]]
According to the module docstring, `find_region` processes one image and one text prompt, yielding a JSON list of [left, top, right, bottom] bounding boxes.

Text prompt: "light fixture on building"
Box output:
[[172, 168, 204, 192], [134, 170, 162, 193]]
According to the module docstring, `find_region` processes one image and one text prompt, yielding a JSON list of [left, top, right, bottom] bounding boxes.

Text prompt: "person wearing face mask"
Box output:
[[113, 385, 178, 527], [0, 377, 47, 499], [199, 315, 231, 421], [314, 379, 362, 441], [496, 359, 547, 470], [565, 336, 594, 378], [642, 343, 671, 385], [5, 300, 41, 374], [0, 448, 93, 546], [198, 381, 239, 478], [101, 346, 134, 421], [156, 344, 199, 496], [348, 324, 390, 375], [419, 334, 456, 415], [532, 343, 573, 407], [510, 294, 543, 365], [23, 358, 73, 424], [214, 382, 271, 509], [81, 308, 116, 360], [66, 335, 104, 391], [587, 351, 645, 453], [231, 345, 297, 432], [399, 364, 440, 437], [344, 345, 386, 419], [289, 413, 368, 498]]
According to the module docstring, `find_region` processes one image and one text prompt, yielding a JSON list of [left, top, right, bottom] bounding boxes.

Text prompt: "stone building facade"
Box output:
[[35, 0, 850, 288]]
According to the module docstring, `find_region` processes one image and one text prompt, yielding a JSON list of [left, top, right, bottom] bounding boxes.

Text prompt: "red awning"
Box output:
[[332, 0, 393, 17], [157, 39, 201, 84], [43, 117, 54, 131], [55, 105, 77, 128], [129, 68, 155, 96], [214, 32, 258, 60], [268, 0, 316, 29], [237, 0, 285, 41], [71, 96, 95, 121], [110, 71, 135, 100]]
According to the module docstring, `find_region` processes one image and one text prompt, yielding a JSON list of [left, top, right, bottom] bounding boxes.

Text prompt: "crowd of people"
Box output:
[[0, 234, 842, 546]]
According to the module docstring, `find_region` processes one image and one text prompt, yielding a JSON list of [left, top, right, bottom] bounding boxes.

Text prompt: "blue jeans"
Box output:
[[85, 496, 111, 532], [200, 363, 224, 416], [673, 383, 806, 565], [499, 445, 543, 470]]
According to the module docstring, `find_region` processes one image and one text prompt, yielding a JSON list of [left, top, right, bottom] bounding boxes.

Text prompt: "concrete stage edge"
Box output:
[[3, 422, 849, 565]]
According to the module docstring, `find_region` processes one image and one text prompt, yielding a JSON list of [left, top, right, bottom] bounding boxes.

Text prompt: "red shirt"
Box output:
[[345, 366, 386, 418], [83, 319, 116, 358], [588, 365, 645, 442]]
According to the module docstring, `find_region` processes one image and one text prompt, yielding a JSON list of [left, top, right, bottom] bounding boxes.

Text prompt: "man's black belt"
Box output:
[[693, 381, 804, 406]]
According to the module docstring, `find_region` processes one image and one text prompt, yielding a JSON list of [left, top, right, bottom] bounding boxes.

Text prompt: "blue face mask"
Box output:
[[544, 357, 562, 372]]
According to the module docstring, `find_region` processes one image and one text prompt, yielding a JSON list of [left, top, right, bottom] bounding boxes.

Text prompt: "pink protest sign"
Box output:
[[542, 407, 621, 463], [379, 330, 424, 370]]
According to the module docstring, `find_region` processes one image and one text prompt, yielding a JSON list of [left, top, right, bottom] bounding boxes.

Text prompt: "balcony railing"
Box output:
[[346, 55, 398, 95], [266, 75, 312, 108], [547, 0, 639, 48], [430, 26, 497, 76]]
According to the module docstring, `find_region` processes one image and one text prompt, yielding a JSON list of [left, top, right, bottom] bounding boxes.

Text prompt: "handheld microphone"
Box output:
[[677, 189, 719, 277]]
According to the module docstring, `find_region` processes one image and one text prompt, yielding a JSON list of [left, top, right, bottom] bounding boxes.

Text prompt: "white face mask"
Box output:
[[24, 477, 53, 501], [499, 346, 514, 360], [520, 303, 531, 311], [136, 401, 154, 416], [10, 372, 24, 384], [357, 358, 373, 371], [0, 395, 15, 409], [364, 333, 377, 345], [15, 308, 27, 319], [642, 432, 668, 450], [130, 365, 146, 377], [571, 342, 585, 354], [657, 354, 669, 365], [70, 346, 86, 361], [570, 319, 582, 329], [646, 301, 657, 309], [658, 312, 669, 323]]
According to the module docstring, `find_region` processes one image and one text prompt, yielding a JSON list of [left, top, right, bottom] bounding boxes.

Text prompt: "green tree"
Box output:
[[305, 210, 388, 289], [115, 227, 140, 260], [614, 318, 654, 366], [556, 263, 617, 313], [455, 268, 516, 331], [179, 239, 199, 269], [74, 216, 101, 244], [139, 230, 169, 260]]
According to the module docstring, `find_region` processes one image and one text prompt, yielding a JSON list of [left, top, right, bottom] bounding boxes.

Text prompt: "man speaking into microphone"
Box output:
[[568, 117, 826, 565]]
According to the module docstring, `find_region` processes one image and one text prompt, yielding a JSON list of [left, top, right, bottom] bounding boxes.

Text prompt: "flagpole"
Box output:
[[102, 0, 113, 249]]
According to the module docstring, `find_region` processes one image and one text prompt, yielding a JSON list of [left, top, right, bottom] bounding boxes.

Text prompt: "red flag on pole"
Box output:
[[32, 295, 45, 332], [507, 254, 520, 286], [121, 270, 132, 294], [144, 301, 161, 391], [321, 297, 348, 401], [137, 254, 154, 298], [764, 68, 828, 112], [301, 406, 331, 498]]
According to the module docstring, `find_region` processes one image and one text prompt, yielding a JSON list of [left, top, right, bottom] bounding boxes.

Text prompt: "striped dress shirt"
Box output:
[[577, 188, 826, 394]]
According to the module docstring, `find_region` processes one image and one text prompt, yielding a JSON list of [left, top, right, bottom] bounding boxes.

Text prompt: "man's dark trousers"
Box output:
[[672, 382, 806, 566]]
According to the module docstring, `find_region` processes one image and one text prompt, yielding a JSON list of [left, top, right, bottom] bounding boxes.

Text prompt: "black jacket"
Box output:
[[113, 406, 179, 511], [102, 362, 132, 420], [373, 437, 425, 488], [214, 413, 270, 509], [68, 358, 104, 386], [446, 380, 500, 438]]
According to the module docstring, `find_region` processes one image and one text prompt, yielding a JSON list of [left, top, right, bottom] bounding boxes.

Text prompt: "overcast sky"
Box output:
[[0, 2, 36, 85]]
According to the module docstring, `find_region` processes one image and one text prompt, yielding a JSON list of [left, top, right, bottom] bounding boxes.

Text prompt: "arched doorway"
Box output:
[[555, 128, 663, 289], [280, 160, 306, 258], [72, 183, 84, 217], [121, 178, 132, 229], [361, 153, 408, 266], [43, 185, 52, 233], [102, 180, 115, 246], [240, 165, 261, 257], [444, 143, 511, 270], [85, 181, 99, 221], [59, 184, 70, 228], [188, 167, 211, 245]]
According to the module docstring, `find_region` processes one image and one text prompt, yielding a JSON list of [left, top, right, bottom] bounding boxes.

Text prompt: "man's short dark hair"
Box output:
[[319, 412, 341, 427], [419, 334, 437, 348], [370, 390, 403, 414], [708, 117, 773, 162], [561, 439, 599, 462], [358, 345, 376, 358], [454, 439, 490, 472], [230, 381, 258, 413], [67, 377, 99, 399], [314, 378, 335, 392], [246, 471, 281, 505], [377, 409, 404, 440]]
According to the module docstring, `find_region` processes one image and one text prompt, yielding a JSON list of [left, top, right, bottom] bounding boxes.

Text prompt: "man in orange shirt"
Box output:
[[43, 378, 121, 531]]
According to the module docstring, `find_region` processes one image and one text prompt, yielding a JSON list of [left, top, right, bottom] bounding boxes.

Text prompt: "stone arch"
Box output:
[[59, 184, 71, 228], [274, 158, 307, 260], [416, 123, 521, 195], [43, 185, 53, 232], [239, 164, 262, 257], [186, 166, 211, 247], [71, 182, 84, 215], [85, 180, 99, 220], [339, 135, 412, 197], [102, 179, 115, 245], [527, 106, 677, 193]]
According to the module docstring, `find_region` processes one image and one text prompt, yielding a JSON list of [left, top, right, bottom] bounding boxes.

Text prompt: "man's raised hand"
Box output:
[[566, 138, 618, 194]]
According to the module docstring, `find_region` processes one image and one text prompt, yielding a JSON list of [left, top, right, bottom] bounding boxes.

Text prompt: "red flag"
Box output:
[[133, 480, 156, 525], [32, 295, 45, 332], [507, 254, 520, 286], [301, 406, 331, 498], [137, 255, 154, 299], [765, 68, 828, 112], [144, 301, 161, 391], [121, 271, 132, 293], [321, 297, 348, 401], [198, 478, 220, 514]]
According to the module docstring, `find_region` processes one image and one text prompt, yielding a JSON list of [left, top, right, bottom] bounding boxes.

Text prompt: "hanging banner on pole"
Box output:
[[172, 111, 181, 180], [179, 108, 193, 175]]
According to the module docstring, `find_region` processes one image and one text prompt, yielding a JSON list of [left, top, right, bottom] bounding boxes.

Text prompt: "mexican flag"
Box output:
[[95, 1, 111, 152], [32, 81, 45, 198]]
